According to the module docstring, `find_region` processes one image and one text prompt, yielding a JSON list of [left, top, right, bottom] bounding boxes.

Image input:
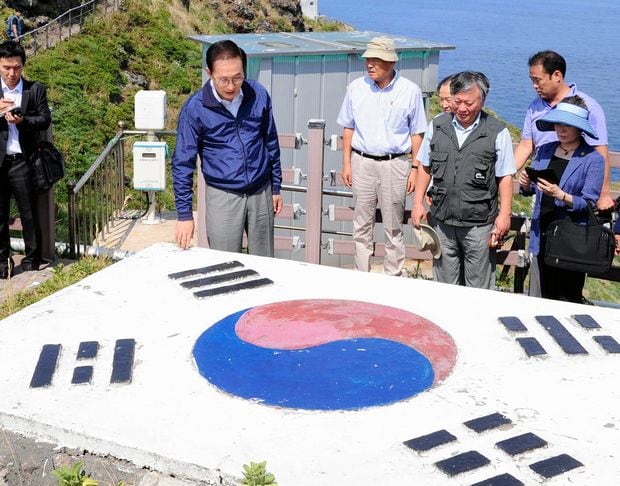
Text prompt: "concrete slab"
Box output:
[[0, 243, 619, 485], [94, 211, 186, 253]]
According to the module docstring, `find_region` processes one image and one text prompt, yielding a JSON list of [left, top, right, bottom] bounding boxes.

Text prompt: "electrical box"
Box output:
[[134, 90, 167, 130], [133, 141, 167, 191]]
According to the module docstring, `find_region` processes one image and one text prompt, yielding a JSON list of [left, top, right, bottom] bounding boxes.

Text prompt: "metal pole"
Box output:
[[67, 181, 76, 259], [304, 119, 326, 264], [141, 130, 164, 225]]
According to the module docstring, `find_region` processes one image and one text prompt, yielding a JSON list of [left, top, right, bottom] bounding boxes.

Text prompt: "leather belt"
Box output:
[[352, 148, 409, 161], [4, 153, 23, 162]]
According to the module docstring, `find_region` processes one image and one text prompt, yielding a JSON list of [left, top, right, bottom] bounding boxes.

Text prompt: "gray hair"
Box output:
[[450, 71, 490, 101]]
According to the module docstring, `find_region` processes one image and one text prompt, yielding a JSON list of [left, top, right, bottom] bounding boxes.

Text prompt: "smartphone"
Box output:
[[525, 167, 559, 185], [7, 106, 23, 117]]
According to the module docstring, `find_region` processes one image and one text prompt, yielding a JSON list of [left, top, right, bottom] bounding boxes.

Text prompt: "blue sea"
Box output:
[[319, 0, 620, 178]]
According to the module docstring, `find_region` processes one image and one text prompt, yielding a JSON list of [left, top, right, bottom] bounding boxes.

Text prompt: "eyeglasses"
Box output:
[[214, 76, 244, 87]]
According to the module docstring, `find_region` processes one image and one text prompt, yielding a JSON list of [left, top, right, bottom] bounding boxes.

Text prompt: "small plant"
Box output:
[[241, 461, 277, 486], [51, 461, 98, 486]]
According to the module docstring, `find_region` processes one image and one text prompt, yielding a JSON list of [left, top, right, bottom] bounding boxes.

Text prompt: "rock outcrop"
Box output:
[[207, 0, 306, 33]]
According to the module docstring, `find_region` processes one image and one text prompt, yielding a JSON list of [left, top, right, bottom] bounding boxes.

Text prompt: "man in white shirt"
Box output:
[[337, 37, 426, 276]]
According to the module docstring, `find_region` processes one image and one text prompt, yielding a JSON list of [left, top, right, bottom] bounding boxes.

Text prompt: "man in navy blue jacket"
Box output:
[[172, 40, 282, 256]]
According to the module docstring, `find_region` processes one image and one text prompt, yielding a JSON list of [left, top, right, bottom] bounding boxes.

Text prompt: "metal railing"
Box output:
[[66, 131, 124, 259], [66, 129, 174, 258], [20, 0, 122, 54], [69, 123, 620, 291]]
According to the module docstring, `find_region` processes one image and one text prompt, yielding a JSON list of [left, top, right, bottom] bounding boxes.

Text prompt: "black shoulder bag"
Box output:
[[30, 141, 65, 193], [544, 202, 615, 275]]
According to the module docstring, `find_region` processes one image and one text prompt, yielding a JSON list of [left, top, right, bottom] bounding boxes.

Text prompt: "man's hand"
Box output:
[[4, 110, 22, 125], [176, 219, 195, 250], [493, 212, 511, 241], [597, 192, 615, 211], [341, 162, 352, 187], [411, 202, 427, 228], [406, 170, 416, 194], [273, 194, 283, 216], [615, 235, 620, 256]]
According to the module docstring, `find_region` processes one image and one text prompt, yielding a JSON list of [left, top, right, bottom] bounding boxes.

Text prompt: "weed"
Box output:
[[0, 256, 112, 321], [241, 461, 278, 486], [52, 461, 98, 486]]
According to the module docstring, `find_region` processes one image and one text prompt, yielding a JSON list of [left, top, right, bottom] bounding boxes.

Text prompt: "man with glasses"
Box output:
[[514, 50, 611, 210], [172, 39, 282, 256]]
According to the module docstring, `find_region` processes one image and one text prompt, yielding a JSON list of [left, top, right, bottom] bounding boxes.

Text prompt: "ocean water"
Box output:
[[319, 0, 620, 159]]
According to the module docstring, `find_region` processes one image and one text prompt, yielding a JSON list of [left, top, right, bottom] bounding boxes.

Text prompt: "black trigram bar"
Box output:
[[72, 366, 93, 385], [593, 335, 620, 354], [180, 269, 258, 289], [529, 453, 583, 478], [434, 450, 490, 476], [111, 339, 135, 384], [403, 429, 457, 452], [535, 316, 588, 355], [516, 337, 547, 357], [572, 314, 601, 329], [464, 412, 512, 433], [168, 261, 244, 280], [471, 473, 524, 486], [77, 341, 99, 360], [30, 344, 61, 388], [498, 316, 528, 333], [194, 278, 273, 298]]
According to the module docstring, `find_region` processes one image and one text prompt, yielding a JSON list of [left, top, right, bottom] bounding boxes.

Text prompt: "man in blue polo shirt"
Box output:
[[514, 50, 612, 210], [337, 37, 426, 276]]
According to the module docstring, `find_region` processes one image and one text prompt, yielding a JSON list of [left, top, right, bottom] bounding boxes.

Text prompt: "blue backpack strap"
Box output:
[[6, 15, 15, 36]]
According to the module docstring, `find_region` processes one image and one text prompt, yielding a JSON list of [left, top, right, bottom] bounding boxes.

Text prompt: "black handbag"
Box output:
[[30, 141, 65, 193], [544, 202, 615, 275]]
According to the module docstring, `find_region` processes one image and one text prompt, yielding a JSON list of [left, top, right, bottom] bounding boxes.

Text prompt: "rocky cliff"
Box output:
[[205, 0, 306, 32]]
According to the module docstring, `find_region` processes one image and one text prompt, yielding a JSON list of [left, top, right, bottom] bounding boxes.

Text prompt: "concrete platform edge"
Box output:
[[0, 411, 236, 484]]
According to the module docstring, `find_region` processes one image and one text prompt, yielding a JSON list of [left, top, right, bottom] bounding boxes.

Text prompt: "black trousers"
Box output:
[[538, 237, 586, 303], [0, 155, 41, 267]]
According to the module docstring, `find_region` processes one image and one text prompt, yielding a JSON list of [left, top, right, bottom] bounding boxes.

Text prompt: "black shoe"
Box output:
[[0, 260, 15, 279], [21, 261, 40, 272]]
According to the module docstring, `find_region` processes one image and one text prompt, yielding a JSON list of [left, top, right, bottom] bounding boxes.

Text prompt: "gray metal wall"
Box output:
[[249, 51, 442, 267]]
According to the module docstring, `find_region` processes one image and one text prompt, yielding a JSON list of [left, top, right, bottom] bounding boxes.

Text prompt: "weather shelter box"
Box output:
[[189, 31, 454, 264], [133, 141, 167, 191]]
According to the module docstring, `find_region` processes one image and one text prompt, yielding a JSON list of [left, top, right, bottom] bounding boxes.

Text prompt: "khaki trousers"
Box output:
[[351, 151, 410, 276]]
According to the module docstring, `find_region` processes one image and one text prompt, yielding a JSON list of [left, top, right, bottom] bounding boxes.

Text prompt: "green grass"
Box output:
[[0, 257, 112, 320]]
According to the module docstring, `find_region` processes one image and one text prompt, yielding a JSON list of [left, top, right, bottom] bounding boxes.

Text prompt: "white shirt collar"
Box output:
[[210, 81, 243, 106], [1, 77, 23, 94], [452, 112, 482, 131]]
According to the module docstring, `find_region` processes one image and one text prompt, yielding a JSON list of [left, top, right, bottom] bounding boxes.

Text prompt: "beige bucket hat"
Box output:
[[361, 37, 399, 62], [411, 224, 442, 259]]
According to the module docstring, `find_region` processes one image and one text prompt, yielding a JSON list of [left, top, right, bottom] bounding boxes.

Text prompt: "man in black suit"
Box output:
[[0, 41, 51, 278]]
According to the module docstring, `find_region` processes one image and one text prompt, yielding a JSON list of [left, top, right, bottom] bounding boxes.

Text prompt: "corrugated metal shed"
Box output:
[[189, 31, 454, 265]]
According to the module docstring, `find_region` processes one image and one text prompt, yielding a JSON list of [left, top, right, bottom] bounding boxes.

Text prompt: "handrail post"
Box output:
[[67, 180, 77, 259], [304, 119, 326, 264]]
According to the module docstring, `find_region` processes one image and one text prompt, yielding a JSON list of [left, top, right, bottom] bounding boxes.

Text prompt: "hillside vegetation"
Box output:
[[14, 0, 344, 202]]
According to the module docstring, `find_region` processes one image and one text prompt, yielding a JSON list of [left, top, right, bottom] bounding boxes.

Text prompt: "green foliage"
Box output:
[[0, 256, 112, 320], [24, 1, 202, 208], [51, 462, 98, 486], [305, 17, 351, 32], [241, 461, 278, 486]]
